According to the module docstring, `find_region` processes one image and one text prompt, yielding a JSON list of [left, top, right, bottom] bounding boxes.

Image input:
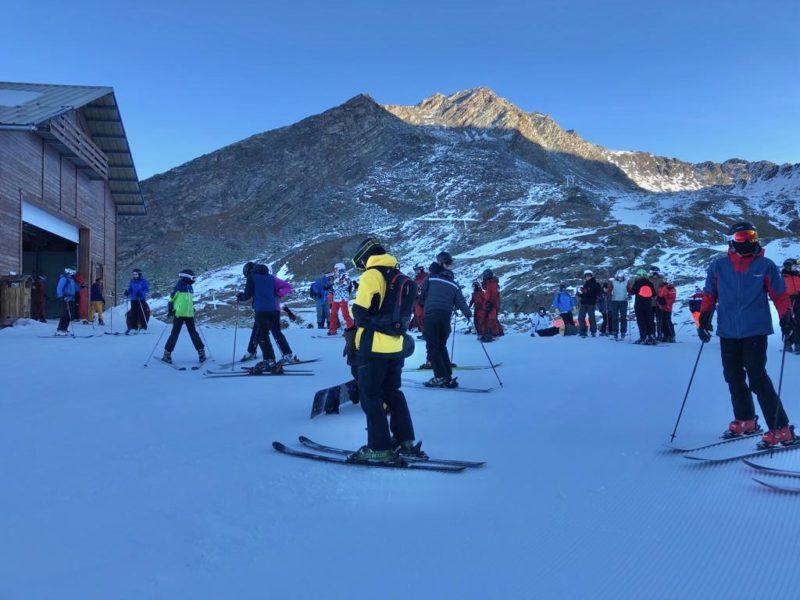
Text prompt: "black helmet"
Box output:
[[538, 306, 546, 315], [728, 221, 759, 256], [784, 258, 798, 271], [413, 263, 424, 272], [132, 268, 142, 277], [482, 268, 494, 281], [436, 251, 453, 268], [352, 237, 386, 270], [650, 266, 660, 273], [179, 269, 196, 282], [243, 261, 255, 276]]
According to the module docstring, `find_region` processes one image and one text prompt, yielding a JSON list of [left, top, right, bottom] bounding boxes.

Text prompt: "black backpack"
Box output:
[[364, 266, 417, 335]]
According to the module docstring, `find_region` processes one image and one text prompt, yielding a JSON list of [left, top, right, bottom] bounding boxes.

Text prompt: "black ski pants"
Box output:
[[129, 299, 149, 330], [165, 317, 204, 352], [57, 300, 76, 332], [560, 312, 574, 327], [533, 327, 559, 337], [252, 311, 292, 360], [788, 295, 800, 347], [578, 304, 596, 335], [634, 301, 653, 340], [611, 301, 628, 336], [721, 335, 788, 430], [660, 310, 675, 340], [357, 350, 414, 451], [424, 310, 453, 379]]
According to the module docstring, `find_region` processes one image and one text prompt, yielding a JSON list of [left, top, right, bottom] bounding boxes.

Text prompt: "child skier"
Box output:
[[328, 262, 354, 335], [656, 277, 677, 342], [162, 270, 206, 365]]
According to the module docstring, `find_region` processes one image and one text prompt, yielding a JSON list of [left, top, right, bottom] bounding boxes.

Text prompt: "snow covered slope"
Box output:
[[3, 312, 800, 598]]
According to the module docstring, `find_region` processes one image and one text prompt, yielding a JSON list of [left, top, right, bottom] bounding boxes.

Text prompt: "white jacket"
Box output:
[[530, 313, 552, 332], [610, 280, 629, 302]]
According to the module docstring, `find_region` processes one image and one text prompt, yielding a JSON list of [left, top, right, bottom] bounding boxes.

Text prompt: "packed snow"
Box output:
[[2, 304, 800, 599]]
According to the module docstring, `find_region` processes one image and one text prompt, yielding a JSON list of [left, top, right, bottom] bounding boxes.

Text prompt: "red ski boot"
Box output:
[[722, 418, 761, 439], [759, 425, 797, 448]]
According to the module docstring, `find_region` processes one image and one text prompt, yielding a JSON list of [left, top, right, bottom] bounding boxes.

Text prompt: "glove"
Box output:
[[780, 311, 794, 339], [167, 302, 175, 318], [698, 312, 712, 343], [485, 301, 493, 311]]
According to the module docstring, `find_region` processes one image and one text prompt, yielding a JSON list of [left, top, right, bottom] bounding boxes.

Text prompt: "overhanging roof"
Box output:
[[0, 82, 145, 216]]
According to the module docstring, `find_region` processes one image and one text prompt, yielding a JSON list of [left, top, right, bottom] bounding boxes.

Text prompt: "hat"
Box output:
[[179, 269, 196, 282], [64, 267, 77, 275], [436, 251, 453, 268], [352, 237, 386, 270], [584, 269, 593, 276]]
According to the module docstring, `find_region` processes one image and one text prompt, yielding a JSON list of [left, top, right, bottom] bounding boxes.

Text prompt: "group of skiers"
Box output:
[[308, 264, 356, 335], [538, 266, 678, 344]]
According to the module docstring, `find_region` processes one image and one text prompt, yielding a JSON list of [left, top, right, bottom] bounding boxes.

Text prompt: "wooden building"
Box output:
[[0, 82, 144, 316]]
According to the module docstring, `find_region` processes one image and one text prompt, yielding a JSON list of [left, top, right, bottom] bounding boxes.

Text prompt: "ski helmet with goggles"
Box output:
[[584, 269, 593, 277], [413, 264, 424, 272], [179, 269, 196, 282], [728, 221, 759, 256], [482, 269, 494, 281], [436, 251, 453, 268], [784, 258, 798, 271], [650, 266, 660, 273], [538, 306, 547, 315], [615, 271, 626, 281], [636, 268, 648, 277], [334, 262, 346, 272], [64, 267, 77, 275], [352, 237, 386, 270]]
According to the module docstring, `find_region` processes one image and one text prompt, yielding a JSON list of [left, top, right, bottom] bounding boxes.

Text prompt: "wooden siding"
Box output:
[[0, 112, 118, 294]]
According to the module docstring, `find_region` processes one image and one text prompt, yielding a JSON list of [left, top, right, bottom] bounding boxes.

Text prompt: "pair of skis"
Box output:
[[204, 358, 320, 378], [402, 362, 503, 373], [273, 436, 485, 473], [666, 433, 800, 493]]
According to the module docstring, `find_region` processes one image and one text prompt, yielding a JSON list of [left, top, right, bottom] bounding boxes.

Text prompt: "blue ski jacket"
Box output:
[[552, 291, 574, 313]]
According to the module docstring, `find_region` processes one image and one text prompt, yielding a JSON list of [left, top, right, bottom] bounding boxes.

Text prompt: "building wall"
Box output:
[[0, 118, 118, 298]]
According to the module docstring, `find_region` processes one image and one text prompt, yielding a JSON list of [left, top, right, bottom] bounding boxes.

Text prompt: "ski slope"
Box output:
[[2, 311, 800, 599]]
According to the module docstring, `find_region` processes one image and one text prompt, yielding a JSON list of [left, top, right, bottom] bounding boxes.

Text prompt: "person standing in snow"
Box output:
[[530, 307, 559, 337], [781, 258, 800, 353], [469, 280, 487, 336], [481, 269, 503, 341], [631, 268, 656, 344], [597, 282, 612, 336], [609, 271, 629, 340], [347, 237, 422, 462], [688, 287, 704, 329], [649, 266, 665, 340], [697, 221, 796, 446], [408, 264, 427, 332], [310, 271, 333, 330], [87, 277, 105, 326], [656, 276, 677, 342], [328, 262, 354, 335], [420, 253, 472, 388], [237, 263, 298, 370], [552, 284, 575, 330], [55, 267, 80, 335], [576, 269, 601, 337], [124, 268, 150, 334], [31, 275, 48, 322], [162, 270, 206, 364]]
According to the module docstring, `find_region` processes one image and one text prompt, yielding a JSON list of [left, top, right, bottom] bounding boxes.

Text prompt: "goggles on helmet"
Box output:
[[729, 229, 758, 243]]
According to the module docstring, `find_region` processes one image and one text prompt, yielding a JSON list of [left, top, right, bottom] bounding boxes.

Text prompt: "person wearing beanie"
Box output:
[[347, 236, 422, 463], [552, 284, 575, 332], [162, 270, 206, 364], [124, 268, 150, 334], [87, 277, 106, 326], [55, 267, 79, 335]]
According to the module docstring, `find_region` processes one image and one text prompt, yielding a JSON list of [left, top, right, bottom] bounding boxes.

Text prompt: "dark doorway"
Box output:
[[22, 222, 78, 318]]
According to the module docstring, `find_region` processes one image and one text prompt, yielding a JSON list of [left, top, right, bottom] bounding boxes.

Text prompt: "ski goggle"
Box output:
[[729, 229, 758, 243]]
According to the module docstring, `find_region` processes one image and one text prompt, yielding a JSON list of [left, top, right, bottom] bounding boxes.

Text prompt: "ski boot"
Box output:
[[249, 359, 279, 375], [418, 361, 433, 370], [394, 439, 429, 459], [348, 446, 397, 463], [161, 350, 173, 364], [633, 337, 645, 345], [481, 333, 494, 343], [721, 418, 761, 439], [759, 425, 797, 448], [240, 351, 257, 361], [198, 348, 207, 364], [98, 320, 105, 326], [794, 343, 800, 355], [55, 330, 70, 337], [423, 376, 448, 388], [444, 377, 459, 389], [280, 353, 301, 364]]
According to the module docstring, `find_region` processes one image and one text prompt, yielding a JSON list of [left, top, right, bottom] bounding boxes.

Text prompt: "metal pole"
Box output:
[[143, 323, 170, 367], [450, 311, 457, 364], [669, 341, 706, 442], [197, 322, 214, 360], [478, 338, 503, 387], [231, 303, 240, 371]]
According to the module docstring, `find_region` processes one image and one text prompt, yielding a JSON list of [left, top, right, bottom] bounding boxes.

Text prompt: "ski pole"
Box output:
[[197, 322, 214, 360], [450, 311, 457, 362], [143, 322, 170, 367], [669, 341, 706, 442], [231, 303, 240, 371], [478, 337, 503, 387], [66, 300, 76, 339], [137, 300, 149, 331]]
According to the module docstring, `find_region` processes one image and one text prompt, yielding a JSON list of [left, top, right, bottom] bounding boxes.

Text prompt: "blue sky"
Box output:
[[2, 0, 798, 179]]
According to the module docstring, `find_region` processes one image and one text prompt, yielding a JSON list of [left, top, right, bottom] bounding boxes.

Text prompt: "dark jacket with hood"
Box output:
[[420, 263, 471, 318]]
